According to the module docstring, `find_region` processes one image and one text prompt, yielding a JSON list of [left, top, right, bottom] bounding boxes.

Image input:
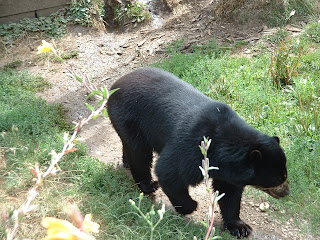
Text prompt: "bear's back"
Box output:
[[107, 67, 235, 151]]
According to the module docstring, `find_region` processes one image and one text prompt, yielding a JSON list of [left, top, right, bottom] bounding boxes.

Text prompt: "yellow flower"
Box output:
[[81, 214, 100, 233], [41, 217, 95, 240], [37, 40, 56, 54]]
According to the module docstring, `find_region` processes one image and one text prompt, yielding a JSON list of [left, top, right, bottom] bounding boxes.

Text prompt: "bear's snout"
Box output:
[[262, 181, 290, 199]]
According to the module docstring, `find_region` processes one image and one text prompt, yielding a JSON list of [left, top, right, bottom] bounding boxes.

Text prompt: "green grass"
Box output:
[[0, 70, 70, 191], [155, 37, 320, 233]]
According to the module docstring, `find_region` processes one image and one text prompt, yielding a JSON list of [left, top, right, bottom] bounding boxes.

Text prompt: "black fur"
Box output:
[[107, 67, 289, 238]]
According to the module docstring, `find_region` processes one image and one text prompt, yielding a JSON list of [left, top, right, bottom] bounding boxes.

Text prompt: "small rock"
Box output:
[[121, 43, 130, 48], [78, 33, 82, 37], [285, 25, 301, 32], [137, 40, 146, 47], [259, 202, 270, 212], [105, 51, 115, 55]]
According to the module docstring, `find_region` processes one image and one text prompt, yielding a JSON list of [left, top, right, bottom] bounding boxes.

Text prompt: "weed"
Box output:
[[209, 75, 232, 101], [68, 0, 105, 28], [114, 2, 151, 25], [129, 193, 166, 240], [269, 40, 302, 87], [61, 50, 79, 60]]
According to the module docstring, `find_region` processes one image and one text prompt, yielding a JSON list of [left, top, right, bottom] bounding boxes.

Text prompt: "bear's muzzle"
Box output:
[[259, 180, 290, 199]]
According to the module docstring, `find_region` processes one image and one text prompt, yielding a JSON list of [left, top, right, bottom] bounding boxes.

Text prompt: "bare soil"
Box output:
[[1, 0, 317, 239]]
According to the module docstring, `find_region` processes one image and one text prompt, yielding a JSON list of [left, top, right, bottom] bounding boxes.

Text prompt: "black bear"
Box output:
[[107, 67, 290, 238]]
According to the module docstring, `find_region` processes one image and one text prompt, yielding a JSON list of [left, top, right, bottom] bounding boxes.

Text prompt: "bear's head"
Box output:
[[250, 136, 290, 198]]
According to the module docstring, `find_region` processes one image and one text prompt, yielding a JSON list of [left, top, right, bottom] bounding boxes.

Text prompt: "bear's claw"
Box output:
[[138, 180, 159, 194], [225, 219, 252, 238]]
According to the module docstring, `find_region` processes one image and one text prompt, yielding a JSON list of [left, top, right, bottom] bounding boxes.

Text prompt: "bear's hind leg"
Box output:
[[122, 147, 130, 169], [213, 180, 252, 238], [122, 141, 158, 194]]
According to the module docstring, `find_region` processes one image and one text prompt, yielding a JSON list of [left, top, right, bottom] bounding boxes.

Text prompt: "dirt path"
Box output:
[[1, 0, 316, 239]]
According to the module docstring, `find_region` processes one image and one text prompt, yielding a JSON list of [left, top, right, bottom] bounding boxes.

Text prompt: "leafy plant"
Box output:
[[129, 193, 165, 240], [68, 0, 105, 26], [114, 2, 151, 25], [269, 40, 302, 87]]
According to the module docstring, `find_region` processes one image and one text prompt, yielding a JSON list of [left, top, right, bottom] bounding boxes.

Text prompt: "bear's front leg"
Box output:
[[213, 180, 252, 238]]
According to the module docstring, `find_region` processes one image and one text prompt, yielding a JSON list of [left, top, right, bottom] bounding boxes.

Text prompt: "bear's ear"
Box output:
[[273, 136, 280, 144], [250, 150, 262, 161]]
